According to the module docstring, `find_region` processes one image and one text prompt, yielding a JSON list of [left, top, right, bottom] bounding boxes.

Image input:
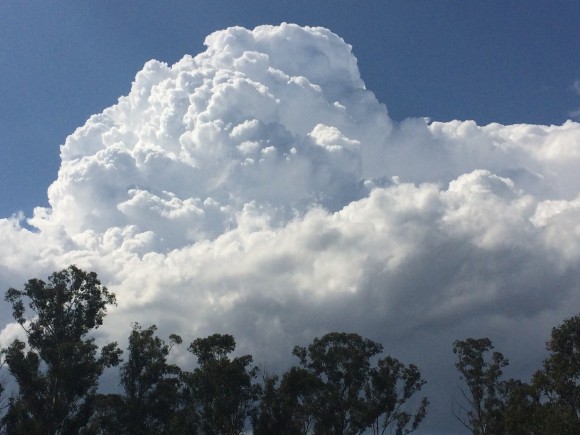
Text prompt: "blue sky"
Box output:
[[1, 1, 579, 217]]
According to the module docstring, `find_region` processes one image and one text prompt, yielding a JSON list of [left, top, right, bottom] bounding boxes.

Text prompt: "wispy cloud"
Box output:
[[569, 79, 580, 120]]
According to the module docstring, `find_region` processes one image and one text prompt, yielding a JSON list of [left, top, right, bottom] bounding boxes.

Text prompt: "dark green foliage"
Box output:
[[81, 324, 191, 435], [293, 332, 382, 434], [453, 326, 580, 435], [252, 369, 320, 435], [190, 333, 235, 365], [2, 265, 121, 434], [493, 315, 580, 434], [254, 332, 428, 435], [252, 374, 299, 435], [538, 314, 580, 414], [499, 378, 571, 435], [528, 314, 580, 433], [452, 338, 508, 435], [119, 323, 184, 434], [82, 393, 125, 434], [365, 356, 429, 435], [500, 379, 537, 434], [0, 268, 431, 434], [185, 333, 259, 435], [16, 267, 580, 434]]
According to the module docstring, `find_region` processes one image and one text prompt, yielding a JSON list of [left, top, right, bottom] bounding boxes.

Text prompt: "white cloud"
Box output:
[[572, 79, 580, 95], [1, 23, 580, 432]]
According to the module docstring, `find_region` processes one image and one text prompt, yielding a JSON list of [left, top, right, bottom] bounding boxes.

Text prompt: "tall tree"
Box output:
[[251, 368, 319, 435], [364, 356, 429, 435], [2, 265, 121, 434], [292, 332, 381, 434], [500, 378, 558, 435], [292, 332, 428, 435], [452, 337, 508, 435], [185, 333, 259, 435], [530, 314, 580, 433], [118, 323, 184, 434]]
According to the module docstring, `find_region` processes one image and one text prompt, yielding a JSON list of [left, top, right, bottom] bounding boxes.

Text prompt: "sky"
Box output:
[[1, 2, 580, 433]]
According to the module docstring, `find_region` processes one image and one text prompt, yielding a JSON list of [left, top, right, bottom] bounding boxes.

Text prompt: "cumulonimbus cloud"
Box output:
[[1, 23, 580, 432]]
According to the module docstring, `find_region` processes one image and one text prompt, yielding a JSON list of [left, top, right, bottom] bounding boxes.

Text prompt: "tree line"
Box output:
[[0, 266, 577, 434], [452, 320, 580, 434]]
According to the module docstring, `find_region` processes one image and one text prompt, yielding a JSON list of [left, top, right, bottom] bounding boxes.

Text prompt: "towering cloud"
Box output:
[[1, 24, 580, 432]]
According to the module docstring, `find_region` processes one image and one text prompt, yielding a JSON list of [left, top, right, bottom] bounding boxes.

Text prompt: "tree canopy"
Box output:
[[452, 317, 580, 434], [2, 265, 121, 434], [253, 332, 428, 435], [185, 333, 260, 435], [4, 265, 580, 434], [452, 337, 508, 435]]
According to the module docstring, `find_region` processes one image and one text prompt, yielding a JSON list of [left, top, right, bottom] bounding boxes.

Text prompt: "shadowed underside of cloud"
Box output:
[[1, 23, 580, 433]]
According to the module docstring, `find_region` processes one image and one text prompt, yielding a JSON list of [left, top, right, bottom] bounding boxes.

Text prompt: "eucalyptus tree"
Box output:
[[292, 332, 382, 434], [255, 332, 429, 435], [2, 265, 121, 434], [454, 320, 580, 435], [529, 314, 580, 433], [452, 338, 508, 435], [185, 333, 259, 435], [364, 356, 429, 435], [118, 323, 184, 434], [252, 368, 319, 435]]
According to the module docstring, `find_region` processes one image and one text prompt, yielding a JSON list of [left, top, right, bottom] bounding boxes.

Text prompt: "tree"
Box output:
[[500, 378, 563, 435], [0, 361, 7, 432], [251, 374, 288, 435], [185, 333, 259, 434], [291, 332, 428, 435], [292, 332, 381, 434], [529, 314, 580, 433], [364, 356, 429, 435], [118, 323, 184, 434], [2, 265, 121, 434], [452, 338, 508, 435], [251, 368, 320, 435]]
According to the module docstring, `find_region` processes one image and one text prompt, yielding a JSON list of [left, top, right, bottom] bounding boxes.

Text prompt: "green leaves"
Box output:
[[189, 333, 236, 365], [2, 266, 120, 433], [452, 322, 580, 434], [186, 333, 259, 435], [365, 357, 429, 435], [293, 332, 382, 434], [0, 267, 432, 434], [452, 338, 508, 435], [530, 314, 580, 432], [115, 323, 184, 434], [255, 332, 428, 435]]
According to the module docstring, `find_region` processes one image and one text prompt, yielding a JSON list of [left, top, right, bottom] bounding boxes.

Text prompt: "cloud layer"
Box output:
[[2, 24, 580, 432]]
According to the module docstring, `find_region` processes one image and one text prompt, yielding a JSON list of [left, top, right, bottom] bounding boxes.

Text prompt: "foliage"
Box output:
[[254, 332, 428, 435], [499, 378, 575, 435], [292, 332, 381, 434], [185, 333, 260, 435], [11, 267, 580, 434], [452, 337, 508, 435], [453, 323, 580, 435], [2, 265, 121, 434], [365, 356, 429, 435], [252, 368, 320, 435], [539, 314, 580, 411], [119, 323, 184, 434], [529, 314, 580, 433]]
